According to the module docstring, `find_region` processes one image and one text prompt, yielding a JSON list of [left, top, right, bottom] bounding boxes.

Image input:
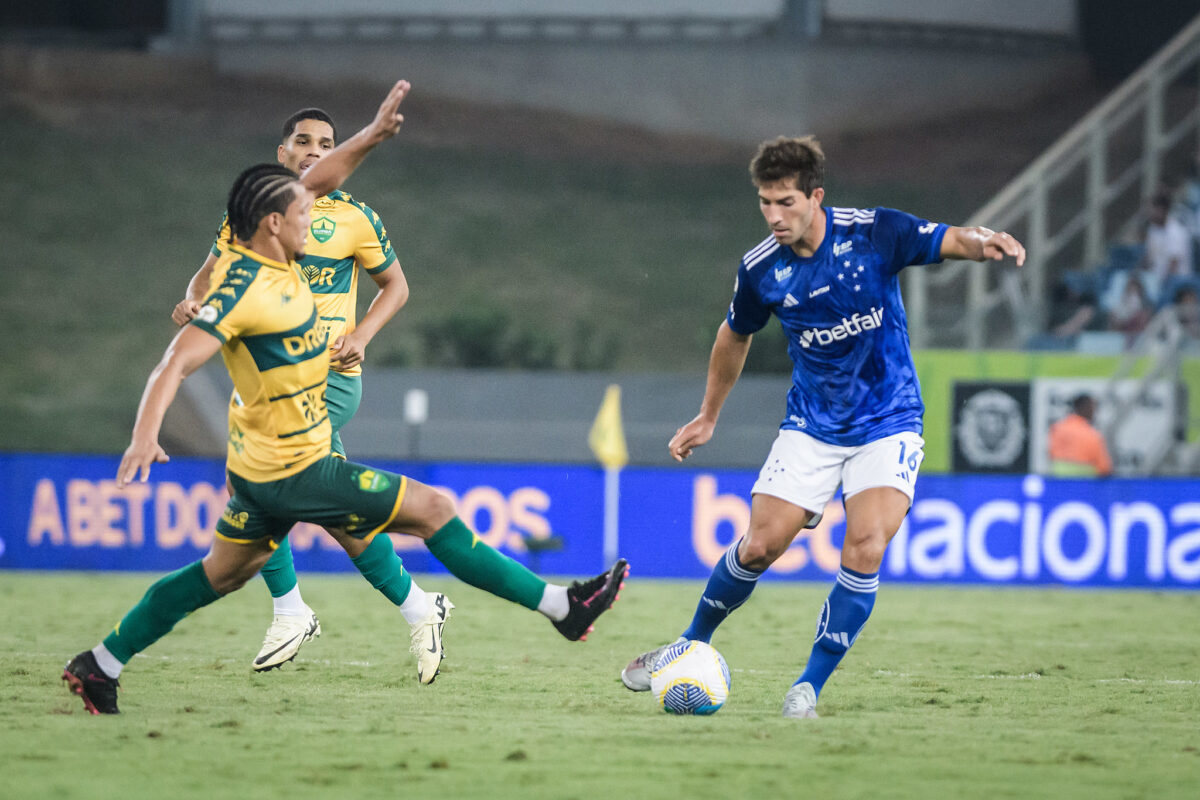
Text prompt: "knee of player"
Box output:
[[841, 529, 888, 569], [398, 482, 457, 536], [201, 558, 262, 595], [738, 536, 785, 571]]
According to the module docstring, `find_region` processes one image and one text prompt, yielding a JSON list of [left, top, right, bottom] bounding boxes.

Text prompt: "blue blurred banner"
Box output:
[[1, 454, 1198, 587]]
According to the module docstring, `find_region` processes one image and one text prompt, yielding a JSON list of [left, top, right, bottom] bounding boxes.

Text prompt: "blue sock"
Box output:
[[681, 540, 762, 643], [795, 566, 878, 697]]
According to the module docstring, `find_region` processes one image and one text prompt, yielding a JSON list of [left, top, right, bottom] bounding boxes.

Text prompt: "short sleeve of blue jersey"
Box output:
[[726, 261, 771, 335], [870, 207, 948, 275]]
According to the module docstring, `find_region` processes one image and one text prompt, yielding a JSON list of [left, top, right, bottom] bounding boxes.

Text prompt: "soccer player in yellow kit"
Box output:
[[63, 82, 627, 715], [173, 108, 413, 672]]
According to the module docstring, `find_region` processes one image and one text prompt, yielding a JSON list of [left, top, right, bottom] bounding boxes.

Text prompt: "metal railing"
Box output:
[[907, 13, 1200, 350]]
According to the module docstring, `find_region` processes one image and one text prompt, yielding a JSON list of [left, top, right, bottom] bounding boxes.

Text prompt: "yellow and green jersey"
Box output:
[[210, 189, 397, 377], [192, 243, 332, 482]]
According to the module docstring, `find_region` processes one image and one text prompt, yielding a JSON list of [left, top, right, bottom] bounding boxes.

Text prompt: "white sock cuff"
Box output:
[[272, 585, 308, 616], [836, 567, 879, 593], [399, 581, 430, 626], [92, 643, 124, 679], [724, 541, 762, 582], [537, 584, 570, 622]]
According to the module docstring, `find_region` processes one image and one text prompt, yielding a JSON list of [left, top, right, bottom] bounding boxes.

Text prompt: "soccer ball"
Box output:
[[650, 640, 731, 715]]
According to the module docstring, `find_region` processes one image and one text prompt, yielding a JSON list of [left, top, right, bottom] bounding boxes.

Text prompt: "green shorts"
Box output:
[[215, 456, 406, 545], [326, 371, 362, 459]]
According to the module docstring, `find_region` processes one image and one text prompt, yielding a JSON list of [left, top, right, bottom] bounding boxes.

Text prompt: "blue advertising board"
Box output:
[[2, 454, 1198, 588]]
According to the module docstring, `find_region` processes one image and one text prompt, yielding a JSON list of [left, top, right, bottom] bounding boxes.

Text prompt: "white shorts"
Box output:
[[751, 429, 925, 521]]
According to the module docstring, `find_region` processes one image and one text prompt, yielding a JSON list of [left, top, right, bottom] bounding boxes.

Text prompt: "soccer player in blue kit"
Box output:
[[620, 136, 1025, 718]]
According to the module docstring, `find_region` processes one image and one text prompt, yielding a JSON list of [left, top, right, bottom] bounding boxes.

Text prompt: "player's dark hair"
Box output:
[[281, 107, 338, 143], [750, 135, 825, 195], [227, 163, 301, 241], [1071, 394, 1095, 415]]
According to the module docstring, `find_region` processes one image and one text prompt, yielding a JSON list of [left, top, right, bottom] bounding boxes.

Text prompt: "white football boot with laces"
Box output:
[[410, 593, 453, 685], [781, 681, 820, 719], [253, 605, 321, 672]]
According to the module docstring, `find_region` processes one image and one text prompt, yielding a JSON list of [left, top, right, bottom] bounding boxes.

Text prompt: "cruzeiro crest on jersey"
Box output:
[[310, 216, 336, 243]]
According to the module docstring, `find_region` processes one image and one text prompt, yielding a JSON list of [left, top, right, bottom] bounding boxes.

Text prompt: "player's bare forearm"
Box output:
[[669, 323, 751, 461], [355, 263, 410, 344], [699, 322, 753, 422], [119, 327, 221, 485], [303, 80, 410, 197], [173, 252, 221, 325], [941, 226, 1026, 266], [186, 253, 219, 302]]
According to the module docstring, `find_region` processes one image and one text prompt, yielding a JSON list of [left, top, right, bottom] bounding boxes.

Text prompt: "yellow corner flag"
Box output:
[[589, 384, 629, 469]]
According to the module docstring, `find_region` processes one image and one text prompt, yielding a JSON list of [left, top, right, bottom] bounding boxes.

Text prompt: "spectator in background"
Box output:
[[1142, 190, 1193, 295], [1048, 394, 1113, 476], [1106, 275, 1153, 345], [1172, 284, 1200, 339]]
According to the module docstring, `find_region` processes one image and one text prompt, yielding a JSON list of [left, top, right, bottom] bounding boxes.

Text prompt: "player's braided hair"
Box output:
[[227, 164, 300, 241], [749, 135, 825, 195]]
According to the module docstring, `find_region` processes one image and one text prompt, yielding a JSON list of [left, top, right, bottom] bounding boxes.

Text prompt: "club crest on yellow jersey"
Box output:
[[310, 216, 336, 243]]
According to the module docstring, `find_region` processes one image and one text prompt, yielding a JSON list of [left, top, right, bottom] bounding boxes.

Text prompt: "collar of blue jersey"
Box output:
[[228, 242, 293, 271]]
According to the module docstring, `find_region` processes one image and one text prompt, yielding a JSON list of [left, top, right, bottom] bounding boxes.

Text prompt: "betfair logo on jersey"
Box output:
[[833, 240, 853, 256], [799, 307, 884, 349], [356, 470, 391, 493], [282, 328, 328, 357], [310, 216, 336, 243]]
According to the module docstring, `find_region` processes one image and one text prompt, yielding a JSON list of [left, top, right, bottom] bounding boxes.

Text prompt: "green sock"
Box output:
[[102, 561, 221, 663], [425, 517, 546, 610], [259, 536, 299, 598], [350, 533, 413, 606]]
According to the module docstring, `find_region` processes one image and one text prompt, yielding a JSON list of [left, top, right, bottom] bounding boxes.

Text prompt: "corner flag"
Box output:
[[589, 384, 629, 469]]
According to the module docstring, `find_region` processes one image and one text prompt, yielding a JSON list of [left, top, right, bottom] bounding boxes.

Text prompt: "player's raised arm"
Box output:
[[941, 226, 1026, 266], [669, 321, 753, 462], [302, 79, 411, 198], [117, 326, 222, 487]]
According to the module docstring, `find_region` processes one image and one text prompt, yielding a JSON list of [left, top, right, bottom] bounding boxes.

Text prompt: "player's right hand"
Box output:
[[172, 299, 201, 326], [118, 440, 170, 487], [367, 79, 411, 144], [668, 415, 716, 462]]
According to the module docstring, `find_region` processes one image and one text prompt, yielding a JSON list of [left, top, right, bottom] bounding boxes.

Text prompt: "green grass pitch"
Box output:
[[1, 571, 1197, 799]]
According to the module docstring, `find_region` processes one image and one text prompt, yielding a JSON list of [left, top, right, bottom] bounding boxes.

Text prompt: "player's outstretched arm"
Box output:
[[171, 252, 220, 326], [302, 79, 411, 198], [941, 226, 1026, 266], [669, 321, 752, 462], [118, 326, 222, 487]]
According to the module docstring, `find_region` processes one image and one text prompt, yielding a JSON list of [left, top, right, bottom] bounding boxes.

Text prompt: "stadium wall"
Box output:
[[202, 39, 1086, 142], [3, 453, 1198, 588]]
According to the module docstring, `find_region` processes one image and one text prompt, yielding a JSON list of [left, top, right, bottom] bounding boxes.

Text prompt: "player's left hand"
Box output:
[[329, 333, 367, 369], [982, 230, 1026, 267], [117, 439, 170, 487], [367, 79, 411, 144]]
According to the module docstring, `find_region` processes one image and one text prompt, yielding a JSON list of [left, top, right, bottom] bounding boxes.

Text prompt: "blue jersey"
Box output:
[[727, 206, 948, 446]]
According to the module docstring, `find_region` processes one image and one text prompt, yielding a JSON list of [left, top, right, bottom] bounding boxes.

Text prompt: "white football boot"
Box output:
[[252, 605, 321, 672], [781, 681, 820, 719], [620, 641, 677, 691], [410, 593, 453, 685]]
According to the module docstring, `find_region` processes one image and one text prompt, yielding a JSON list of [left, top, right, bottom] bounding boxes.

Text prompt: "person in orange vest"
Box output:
[[1048, 394, 1113, 476]]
